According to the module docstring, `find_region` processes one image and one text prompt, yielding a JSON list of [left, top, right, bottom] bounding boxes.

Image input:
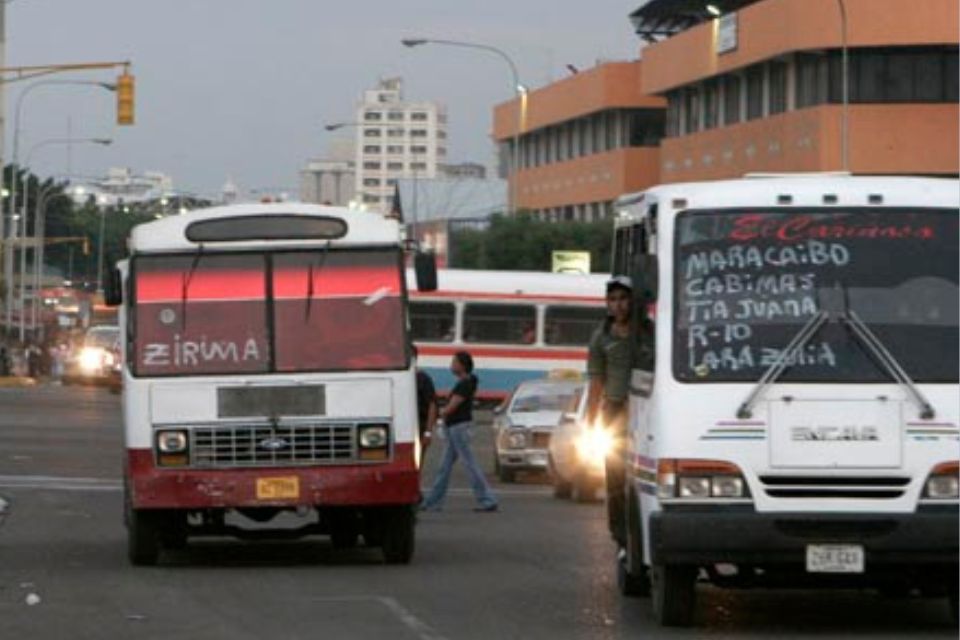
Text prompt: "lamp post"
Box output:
[[3, 78, 115, 335], [401, 37, 524, 217]]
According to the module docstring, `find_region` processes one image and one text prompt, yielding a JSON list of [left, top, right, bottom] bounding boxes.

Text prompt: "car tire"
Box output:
[[381, 506, 415, 565], [651, 564, 697, 627]]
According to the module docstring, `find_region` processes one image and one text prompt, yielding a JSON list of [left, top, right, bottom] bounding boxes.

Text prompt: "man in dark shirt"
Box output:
[[414, 347, 438, 451]]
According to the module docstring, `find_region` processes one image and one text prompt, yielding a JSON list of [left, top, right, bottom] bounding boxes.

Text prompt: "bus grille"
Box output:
[[190, 424, 356, 468], [759, 476, 910, 500]]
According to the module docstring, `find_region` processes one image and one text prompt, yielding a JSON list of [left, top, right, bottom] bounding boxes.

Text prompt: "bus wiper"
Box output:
[[304, 241, 330, 322], [736, 309, 829, 419], [180, 244, 205, 332]]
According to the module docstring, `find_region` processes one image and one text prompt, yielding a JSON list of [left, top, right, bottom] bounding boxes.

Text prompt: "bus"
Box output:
[[407, 269, 608, 403], [610, 175, 959, 626], [108, 203, 431, 565]]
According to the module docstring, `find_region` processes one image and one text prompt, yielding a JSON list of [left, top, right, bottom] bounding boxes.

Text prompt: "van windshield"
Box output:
[[673, 208, 958, 383], [132, 249, 407, 377]]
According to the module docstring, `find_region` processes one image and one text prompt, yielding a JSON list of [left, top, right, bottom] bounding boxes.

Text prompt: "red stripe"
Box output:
[[137, 269, 265, 302], [273, 265, 399, 298], [417, 344, 586, 360], [411, 290, 602, 303]]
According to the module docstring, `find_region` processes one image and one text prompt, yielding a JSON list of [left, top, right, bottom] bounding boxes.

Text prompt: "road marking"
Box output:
[[310, 596, 447, 640]]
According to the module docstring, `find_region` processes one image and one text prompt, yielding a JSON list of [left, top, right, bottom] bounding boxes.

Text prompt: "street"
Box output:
[[0, 384, 953, 639]]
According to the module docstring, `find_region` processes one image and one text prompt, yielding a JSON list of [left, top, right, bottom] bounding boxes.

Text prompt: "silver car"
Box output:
[[492, 378, 584, 483]]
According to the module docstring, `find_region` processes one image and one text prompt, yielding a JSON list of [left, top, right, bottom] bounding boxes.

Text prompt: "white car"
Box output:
[[548, 385, 613, 502], [492, 378, 583, 482], [63, 325, 120, 385]]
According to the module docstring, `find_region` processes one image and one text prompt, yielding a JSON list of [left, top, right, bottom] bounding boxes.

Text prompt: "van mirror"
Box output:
[[631, 254, 658, 302], [414, 251, 438, 292], [104, 268, 123, 307]]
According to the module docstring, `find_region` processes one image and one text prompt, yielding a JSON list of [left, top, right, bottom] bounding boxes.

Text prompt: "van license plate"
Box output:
[[806, 544, 864, 573], [256, 476, 300, 500]]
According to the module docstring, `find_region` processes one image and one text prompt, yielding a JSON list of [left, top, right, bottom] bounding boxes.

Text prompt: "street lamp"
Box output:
[[705, 4, 722, 17], [401, 37, 524, 217], [3, 78, 115, 336]]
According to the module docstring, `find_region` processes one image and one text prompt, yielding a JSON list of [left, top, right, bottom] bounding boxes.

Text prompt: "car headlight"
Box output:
[[574, 427, 613, 468], [507, 430, 527, 449], [658, 459, 750, 501], [156, 430, 188, 453], [358, 425, 389, 449], [924, 462, 959, 500], [79, 347, 104, 372]]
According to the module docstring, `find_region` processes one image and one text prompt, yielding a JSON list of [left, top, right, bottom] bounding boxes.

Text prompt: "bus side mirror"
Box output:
[[631, 255, 658, 302], [104, 269, 123, 307], [414, 251, 438, 292]]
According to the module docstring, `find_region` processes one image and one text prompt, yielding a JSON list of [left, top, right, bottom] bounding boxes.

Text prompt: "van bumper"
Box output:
[[649, 504, 959, 567]]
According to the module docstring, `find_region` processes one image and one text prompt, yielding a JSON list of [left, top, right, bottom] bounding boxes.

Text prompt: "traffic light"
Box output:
[[117, 72, 135, 125]]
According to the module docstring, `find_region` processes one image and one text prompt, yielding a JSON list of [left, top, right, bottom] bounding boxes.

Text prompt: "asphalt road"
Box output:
[[0, 384, 955, 639]]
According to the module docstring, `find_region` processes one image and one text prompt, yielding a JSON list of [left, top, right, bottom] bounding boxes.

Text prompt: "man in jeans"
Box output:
[[421, 351, 499, 513]]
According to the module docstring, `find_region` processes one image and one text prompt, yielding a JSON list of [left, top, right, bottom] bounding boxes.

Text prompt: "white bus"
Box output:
[[610, 175, 959, 626], [108, 204, 431, 565], [408, 269, 608, 403]]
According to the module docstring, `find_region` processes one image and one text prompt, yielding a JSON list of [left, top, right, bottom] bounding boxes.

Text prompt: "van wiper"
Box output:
[[180, 244, 205, 331], [304, 241, 330, 322], [736, 309, 829, 419]]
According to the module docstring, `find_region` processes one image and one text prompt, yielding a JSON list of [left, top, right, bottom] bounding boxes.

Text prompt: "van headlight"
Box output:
[[924, 462, 959, 500], [156, 430, 188, 453], [658, 459, 750, 501], [358, 425, 389, 449]]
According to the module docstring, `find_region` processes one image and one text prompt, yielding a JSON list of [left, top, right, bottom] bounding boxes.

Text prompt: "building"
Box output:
[[76, 167, 174, 206], [354, 78, 448, 214], [439, 162, 487, 180], [493, 61, 666, 222], [632, 0, 959, 181], [299, 158, 355, 206]]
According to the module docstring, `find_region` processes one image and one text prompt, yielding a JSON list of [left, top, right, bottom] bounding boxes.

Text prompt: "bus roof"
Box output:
[[616, 175, 959, 225], [408, 269, 608, 301], [129, 203, 400, 253]]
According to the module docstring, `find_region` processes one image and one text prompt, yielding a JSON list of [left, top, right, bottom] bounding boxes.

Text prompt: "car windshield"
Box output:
[[510, 384, 582, 413], [132, 249, 407, 376], [85, 328, 119, 349], [674, 208, 959, 383]]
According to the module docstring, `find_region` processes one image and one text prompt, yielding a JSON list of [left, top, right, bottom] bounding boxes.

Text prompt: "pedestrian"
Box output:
[[420, 351, 499, 513], [584, 275, 652, 548], [413, 346, 438, 452]]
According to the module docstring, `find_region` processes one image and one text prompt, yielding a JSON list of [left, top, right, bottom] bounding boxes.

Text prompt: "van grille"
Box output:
[[760, 476, 910, 500], [190, 424, 356, 468]]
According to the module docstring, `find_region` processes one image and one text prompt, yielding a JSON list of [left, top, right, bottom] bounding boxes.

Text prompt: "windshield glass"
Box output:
[[85, 327, 119, 349], [132, 249, 407, 376], [674, 208, 958, 383], [510, 384, 582, 413]]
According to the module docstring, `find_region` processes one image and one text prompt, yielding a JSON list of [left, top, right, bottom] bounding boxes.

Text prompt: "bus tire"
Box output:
[[127, 508, 161, 566], [381, 506, 415, 565], [618, 488, 650, 597], [651, 564, 697, 627]]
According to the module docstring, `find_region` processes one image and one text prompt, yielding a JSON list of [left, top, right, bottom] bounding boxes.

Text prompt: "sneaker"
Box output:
[[473, 504, 499, 513]]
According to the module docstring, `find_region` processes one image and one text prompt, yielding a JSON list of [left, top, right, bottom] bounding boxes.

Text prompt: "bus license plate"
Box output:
[[806, 544, 864, 573], [256, 476, 300, 500]]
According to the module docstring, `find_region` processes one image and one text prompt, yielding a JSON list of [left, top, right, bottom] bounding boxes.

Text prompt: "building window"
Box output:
[[462, 304, 536, 344], [362, 178, 380, 187], [568, 122, 578, 157], [387, 162, 403, 170], [387, 111, 404, 121], [437, 147, 447, 156], [578, 119, 589, 156], [363, 145, 381, 154], [411, 112, 429, 121], [703, 80, 720, 129], [362, 193, 379, 203], [364, 128, 382, 137], [363, 161, 381, 170], [387, 128, 405, 137], [592, 114, 604, 152], [364, 111, 382, 121], [410, 129, 428, 138], [666, 91, 682, 137], [605, 111, 618, 150], [683, 87, 700, 134], [409, 301, 455, 342], [437, 130, 447, 139], [723, 75, 742, 125], [746, 64, 765, 120], [769, 61, 788, 115], [411, 145, 428, 154], [387, 145, 403, 154], [796, 53, 826, 109], [628, 109, 665, 146], [411, 162, 427, 171]]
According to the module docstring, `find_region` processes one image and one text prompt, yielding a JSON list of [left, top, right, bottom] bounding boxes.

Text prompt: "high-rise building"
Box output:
[[354, 78, 447, 213]]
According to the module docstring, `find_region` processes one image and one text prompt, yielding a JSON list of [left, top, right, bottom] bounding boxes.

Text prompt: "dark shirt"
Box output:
[[446, 375, 477, 426], [416, 370, 436, 434]]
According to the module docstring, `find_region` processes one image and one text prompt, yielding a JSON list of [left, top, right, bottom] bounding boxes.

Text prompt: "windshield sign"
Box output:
[[674, 208, 958, 383]]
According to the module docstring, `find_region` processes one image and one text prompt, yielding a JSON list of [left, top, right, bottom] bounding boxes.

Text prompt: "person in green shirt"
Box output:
[[586, 275, 641, 548]]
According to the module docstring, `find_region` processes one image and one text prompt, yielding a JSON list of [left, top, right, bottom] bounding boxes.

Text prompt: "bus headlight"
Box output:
[[924, 462, 959, 500], [575, 427, 613, 469], [157, 430, 188, 453], [358, 425, 389, 449], [658, 459, 750, 501]]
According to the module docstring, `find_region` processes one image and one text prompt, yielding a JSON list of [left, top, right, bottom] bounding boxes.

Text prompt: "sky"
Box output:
[[5, 0, 642, 199]]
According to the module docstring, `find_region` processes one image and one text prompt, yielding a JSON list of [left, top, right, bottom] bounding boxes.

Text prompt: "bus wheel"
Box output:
[[651, 564, 697, 627], [127, 508, 161, 566], [381, 506, 415, 565]]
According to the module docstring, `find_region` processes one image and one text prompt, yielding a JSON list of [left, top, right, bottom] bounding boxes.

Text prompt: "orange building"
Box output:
[[493, 61, 665, 221], [494, 0, 958, 216]]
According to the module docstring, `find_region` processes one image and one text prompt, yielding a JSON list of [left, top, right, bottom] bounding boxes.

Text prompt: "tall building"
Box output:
[[300, 158, 355, 206], [354, 78, 447, 213]]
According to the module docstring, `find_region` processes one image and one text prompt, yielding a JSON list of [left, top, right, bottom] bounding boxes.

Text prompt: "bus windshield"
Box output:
[[674, 208, 958, 383], [133, 249, 407, 376]]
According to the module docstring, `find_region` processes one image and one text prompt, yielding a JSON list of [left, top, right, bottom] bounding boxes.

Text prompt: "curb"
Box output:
[[0, 377, 37, 388]]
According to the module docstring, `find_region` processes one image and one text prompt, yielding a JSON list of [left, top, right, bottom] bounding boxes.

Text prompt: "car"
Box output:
[[548, 382, 613, 502], [63, 325, 121, 386], [492, 377, 584, 483]]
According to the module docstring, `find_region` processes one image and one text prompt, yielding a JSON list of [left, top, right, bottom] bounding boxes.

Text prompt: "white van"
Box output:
[[610, 175, 959, 626]]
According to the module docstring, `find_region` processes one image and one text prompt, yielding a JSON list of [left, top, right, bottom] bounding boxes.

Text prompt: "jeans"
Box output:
[[421, 421, 498, 510]]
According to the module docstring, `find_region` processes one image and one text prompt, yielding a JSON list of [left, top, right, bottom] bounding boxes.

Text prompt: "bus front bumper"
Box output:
[[126, 445, 420, 510], [649, 505, 959, 567]]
